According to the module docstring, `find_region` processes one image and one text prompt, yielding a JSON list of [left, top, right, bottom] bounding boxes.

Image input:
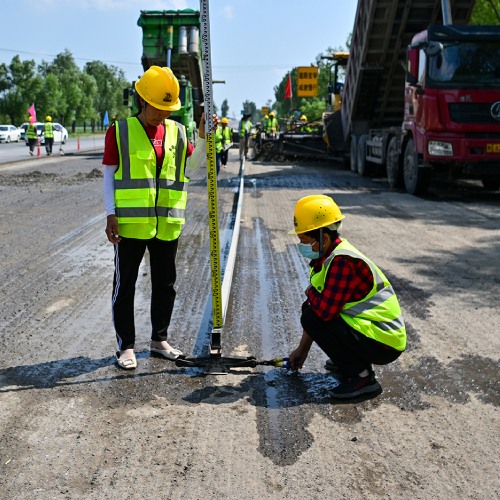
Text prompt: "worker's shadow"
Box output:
[[0, 356, 116, 392], [182, 370, 381, 408]]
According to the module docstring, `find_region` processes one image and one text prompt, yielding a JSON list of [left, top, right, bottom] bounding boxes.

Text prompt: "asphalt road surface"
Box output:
[[0, 149, 498, 499]]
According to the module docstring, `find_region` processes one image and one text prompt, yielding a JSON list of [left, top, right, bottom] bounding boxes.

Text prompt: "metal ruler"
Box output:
[[200, 0, 223, 353]]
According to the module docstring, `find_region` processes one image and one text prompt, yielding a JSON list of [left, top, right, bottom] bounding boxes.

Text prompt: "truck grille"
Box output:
[[449, 103, 500, 125]]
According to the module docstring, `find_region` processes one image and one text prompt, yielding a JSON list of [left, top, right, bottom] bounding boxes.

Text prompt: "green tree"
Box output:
[[470, 0, 500, 24], [220, 98, 229, 118], [84, 61, 130, 130], [0, 56, 43, 125], [242, 100, 257, 123]]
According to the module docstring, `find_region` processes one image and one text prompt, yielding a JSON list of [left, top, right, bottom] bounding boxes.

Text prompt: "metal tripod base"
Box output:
[[175, 354, 258, 374]]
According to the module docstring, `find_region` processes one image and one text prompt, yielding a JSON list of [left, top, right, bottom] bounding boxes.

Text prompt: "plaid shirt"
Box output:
[[306, 237, 374, 321]]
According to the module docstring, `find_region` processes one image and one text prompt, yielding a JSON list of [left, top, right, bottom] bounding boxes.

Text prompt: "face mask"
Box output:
[[298, 242, 319, 260]]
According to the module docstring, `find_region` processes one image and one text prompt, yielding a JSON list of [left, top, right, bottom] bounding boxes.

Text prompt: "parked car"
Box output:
[[0, 125, 21, 143], [24, 122, 68, 145]]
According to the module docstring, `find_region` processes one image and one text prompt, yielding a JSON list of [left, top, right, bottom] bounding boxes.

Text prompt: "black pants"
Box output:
[[301, 304, 402, 377], [28, 138, 37, 153], [220, 149, 228, 166], [45, 137, 54, 155], [112, 236, 179, 351]]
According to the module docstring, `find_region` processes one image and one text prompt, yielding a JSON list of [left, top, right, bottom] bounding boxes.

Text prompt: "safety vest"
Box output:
[[239, 120, 251, 136], [114, 117, 189, 241], [222, 126, 232, 145], [27, 124, 37, 140], [44, 122, 54, 138], [266, 117, 277, 133], [215, 127, 224, 153], [310, 239, 406, 351]]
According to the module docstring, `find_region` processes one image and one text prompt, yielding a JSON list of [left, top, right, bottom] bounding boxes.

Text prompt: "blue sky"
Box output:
[[2, 0, 357, 119]]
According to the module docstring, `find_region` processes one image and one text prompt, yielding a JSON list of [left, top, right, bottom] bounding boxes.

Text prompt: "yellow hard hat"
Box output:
[[269, 111, 275, 117], [221, 117, 229, 124], [134, 66, 181, 111], [264, 115, 269, 119], [300, 115, 307, 121], [45, 115, 52, 122], [289, 195, 344, 235]]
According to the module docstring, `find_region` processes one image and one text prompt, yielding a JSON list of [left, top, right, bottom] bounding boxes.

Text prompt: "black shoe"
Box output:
[[324, 358, 342, 378], [330, 372, 382, 400]]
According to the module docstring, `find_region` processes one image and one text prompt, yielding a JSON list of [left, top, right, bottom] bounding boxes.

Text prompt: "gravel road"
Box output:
[[0, 150, 498, 499]]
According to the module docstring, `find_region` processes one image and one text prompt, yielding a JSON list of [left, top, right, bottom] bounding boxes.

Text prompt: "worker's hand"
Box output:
[[198, 113, 219, 139], [288, 345, 309, 371], [105, 214, 121, 244]]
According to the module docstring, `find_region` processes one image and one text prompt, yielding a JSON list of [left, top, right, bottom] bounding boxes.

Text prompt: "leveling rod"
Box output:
[[200, 0, 223, 354]]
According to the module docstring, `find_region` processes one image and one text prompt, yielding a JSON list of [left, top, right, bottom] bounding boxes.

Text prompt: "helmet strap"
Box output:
[[319, 228, 324, 257]]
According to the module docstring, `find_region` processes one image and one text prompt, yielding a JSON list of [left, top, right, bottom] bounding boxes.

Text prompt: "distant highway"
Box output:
[[0, 135, 104, 165]]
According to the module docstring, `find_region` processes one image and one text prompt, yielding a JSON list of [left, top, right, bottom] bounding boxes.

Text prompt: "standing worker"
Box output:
[[26, 117, 38, 156], [42, 116, 54, 156], [102, 65, 216, 370], [266, 111, 278, 138], [288, 195, 406, 400], [220, 117, 232, 168], [238, 113, 252, 160]]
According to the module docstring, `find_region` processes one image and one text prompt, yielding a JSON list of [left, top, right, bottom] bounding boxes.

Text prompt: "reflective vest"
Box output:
[[114, 117, 189, 241], [222, 126, 232, 145], [239, 119, 251, 136], [310, 239, 406, 351], [215, 127, 223, 153], [44, 122, 54, 138], [27, 124, 37, 140], [266, 117, 277, 133]]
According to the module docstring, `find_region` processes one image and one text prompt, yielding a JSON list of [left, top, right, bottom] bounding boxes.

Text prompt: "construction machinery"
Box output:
[[339, 0, 500, 194], [124, 9, 204, 142]]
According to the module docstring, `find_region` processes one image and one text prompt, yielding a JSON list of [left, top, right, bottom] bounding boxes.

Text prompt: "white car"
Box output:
[[24, 122, 68, 145], [0, 125, 21, 143]]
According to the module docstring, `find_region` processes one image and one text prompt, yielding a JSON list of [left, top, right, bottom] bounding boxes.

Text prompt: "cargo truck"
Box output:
[[124, 9, 203, 143], [337, 0, 500, 194]]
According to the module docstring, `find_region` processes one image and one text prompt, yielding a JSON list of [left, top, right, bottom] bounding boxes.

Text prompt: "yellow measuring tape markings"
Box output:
[[201, 0, 223, 334], [205, 130, 223, 329]]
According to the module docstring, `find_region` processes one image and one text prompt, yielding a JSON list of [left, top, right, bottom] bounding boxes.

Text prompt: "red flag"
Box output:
[[28, 103, 37, 122], [284, 74, 292, 99]]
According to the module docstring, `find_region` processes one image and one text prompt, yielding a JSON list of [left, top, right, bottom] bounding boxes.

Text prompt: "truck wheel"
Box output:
[[481, 177, 500, 191], [350, 136, 358, 173], [386, 136, 403, 188], [357, 135, 370, 176], [403, 138, 430, 195]]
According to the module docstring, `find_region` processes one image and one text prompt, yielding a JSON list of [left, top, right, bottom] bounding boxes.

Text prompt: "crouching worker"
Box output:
[[288, 195, 406, 400]]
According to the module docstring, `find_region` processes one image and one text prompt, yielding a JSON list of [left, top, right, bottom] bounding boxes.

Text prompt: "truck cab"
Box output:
[[404, 24, 500, 191]]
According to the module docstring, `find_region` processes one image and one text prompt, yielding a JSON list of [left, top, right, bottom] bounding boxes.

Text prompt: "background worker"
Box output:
[[102, 65, 216, 370], [238, 113, 252, 160], [215, 123, 223, 176], [220, 117, 233, 168], [288, 195, 406, 400], [42, 116, 54, 156], [266, 111, 278, 138], [26, 117, 38, 156]]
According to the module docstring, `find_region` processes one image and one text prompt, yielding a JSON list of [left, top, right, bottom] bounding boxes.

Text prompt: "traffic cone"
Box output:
[[37, 138, 41, 157], [77, 136, 80, 152]]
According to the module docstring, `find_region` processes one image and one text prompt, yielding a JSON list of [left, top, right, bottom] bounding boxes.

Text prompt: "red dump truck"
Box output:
[[338, 0, 500, 194]]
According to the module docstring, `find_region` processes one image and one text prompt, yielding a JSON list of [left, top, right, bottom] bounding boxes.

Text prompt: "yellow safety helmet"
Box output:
[[289, 195, 344, 235], [269, 111, 275, 117], [264, 115, 269, 120], [221, 117, 229, 124], [45, 115, 52, 122], [300, 115, 307, 121], [134, 66, 181, 111]]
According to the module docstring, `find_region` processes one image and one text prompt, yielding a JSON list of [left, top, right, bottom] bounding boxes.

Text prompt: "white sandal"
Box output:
[[116, 350, 137, 370], [150, 343, 183, 360]]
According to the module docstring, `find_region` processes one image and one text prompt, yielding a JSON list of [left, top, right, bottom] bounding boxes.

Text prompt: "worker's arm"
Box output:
[[288, 330, 314, 370]]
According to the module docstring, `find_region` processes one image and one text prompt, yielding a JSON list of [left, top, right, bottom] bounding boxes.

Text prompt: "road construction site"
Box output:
[[0, 147, 499, 499]]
